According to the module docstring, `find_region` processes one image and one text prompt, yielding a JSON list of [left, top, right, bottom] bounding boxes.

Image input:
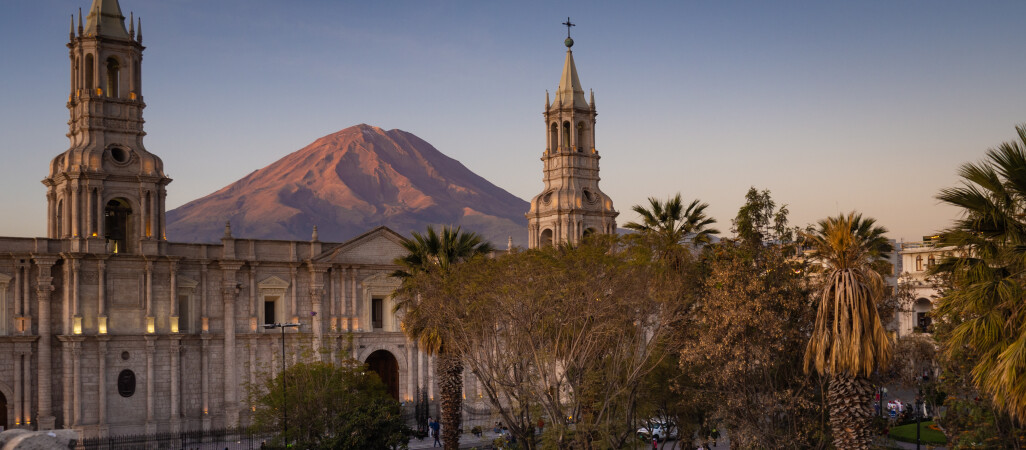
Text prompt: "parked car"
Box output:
[[637, 420, 678, 442]]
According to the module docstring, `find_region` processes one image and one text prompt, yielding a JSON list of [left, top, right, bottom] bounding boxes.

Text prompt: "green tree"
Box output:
[[392, 225, 493, 450], [251, 359, 409, 449], [624, 193, 719, 249], [732, 187, 794, 246], [396, 236, 683, 449], [803, 212, 893, 449], [932, 126, 1026, 423]]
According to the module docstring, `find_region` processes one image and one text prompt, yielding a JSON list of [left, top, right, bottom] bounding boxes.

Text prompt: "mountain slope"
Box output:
[[166, 124, 528, 245]]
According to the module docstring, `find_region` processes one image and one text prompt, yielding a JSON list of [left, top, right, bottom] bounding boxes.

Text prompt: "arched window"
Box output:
[[562, 121, 571, 150], [85, 54, 94, 92], [549, 123, 558, 152], [915, 255, 923, 272], [105, 198, 132, 254], [106, 57, 120, 98], [577, 122, 586, 152], [540, 229, 554, 247], [927, 255, 935, 267]]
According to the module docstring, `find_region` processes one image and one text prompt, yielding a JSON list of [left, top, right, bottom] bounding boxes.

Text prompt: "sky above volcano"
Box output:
[[2, 0, 1025, 242]]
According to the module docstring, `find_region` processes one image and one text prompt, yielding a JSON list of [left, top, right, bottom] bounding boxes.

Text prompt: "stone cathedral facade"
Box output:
[[0, 0, 470, 437], [0, 0, 617, 439]]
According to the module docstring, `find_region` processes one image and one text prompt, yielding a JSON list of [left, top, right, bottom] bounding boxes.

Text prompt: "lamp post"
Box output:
[[264, 322, 300, 443]]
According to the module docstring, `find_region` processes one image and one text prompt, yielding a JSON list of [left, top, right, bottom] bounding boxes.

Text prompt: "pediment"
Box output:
[[314, 226, 407, 266], [178, 276, 198, 289], [258, 275, 290, 290], [361, 272, 401, 289]]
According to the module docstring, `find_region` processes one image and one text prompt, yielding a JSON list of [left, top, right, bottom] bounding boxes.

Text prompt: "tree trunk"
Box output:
[[437, 351, 464, 450], [828, 374, 874, 449]]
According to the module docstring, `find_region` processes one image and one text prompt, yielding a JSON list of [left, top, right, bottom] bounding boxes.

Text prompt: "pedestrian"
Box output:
[[652, 437, 658, 449], [711, 428, 720, 447], [429, 416, 441, 447]]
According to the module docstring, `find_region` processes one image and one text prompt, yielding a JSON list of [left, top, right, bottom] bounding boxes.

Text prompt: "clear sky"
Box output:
[[2, 0, 1025, 242]]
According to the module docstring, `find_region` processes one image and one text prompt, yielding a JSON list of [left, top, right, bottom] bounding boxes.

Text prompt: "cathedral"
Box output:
[[0, 0, 616, 438]]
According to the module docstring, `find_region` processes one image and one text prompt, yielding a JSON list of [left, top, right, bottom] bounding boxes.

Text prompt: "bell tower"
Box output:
[[45, 0, 170, 255], [527, 22, 617, 248]]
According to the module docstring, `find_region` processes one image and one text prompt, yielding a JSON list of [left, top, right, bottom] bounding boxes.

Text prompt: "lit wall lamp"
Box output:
[[146, 316, 155, 334]]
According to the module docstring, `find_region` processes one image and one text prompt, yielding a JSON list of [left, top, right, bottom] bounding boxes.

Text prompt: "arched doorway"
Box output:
[[0, 390, 7, 431], [104, 198, 132, 253], [366, 350, 399, 401], [540, 229, 554, 247]]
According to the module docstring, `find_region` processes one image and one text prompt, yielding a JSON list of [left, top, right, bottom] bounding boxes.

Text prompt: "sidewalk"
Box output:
[[407, 431, 498, 449]]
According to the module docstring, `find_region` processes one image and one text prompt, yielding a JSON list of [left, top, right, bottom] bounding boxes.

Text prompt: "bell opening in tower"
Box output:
[[104, 198, 132, 254], [106, 57, 120, 98]]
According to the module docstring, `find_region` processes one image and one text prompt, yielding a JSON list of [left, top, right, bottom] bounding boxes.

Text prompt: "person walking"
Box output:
[[429, 417, 441, 447]]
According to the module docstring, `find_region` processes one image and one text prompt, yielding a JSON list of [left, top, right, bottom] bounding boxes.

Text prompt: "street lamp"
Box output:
[[264, 322, 300, 443]]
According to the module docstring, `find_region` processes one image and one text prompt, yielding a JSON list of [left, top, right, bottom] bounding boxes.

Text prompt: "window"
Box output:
[[915, 255, 923, 272], [117, 370, 136, 397], [178, 295, 190, 332], [104, 198, 132, 254], [576, 122, 585, 151], [372, 297, 383, 330], [264, 296, 279, 325], [562, 122, 570, 150], [85, 54, 94, 91], [917, 312, 932, 330], [927, 255, 936, 267], [550, 123, 558, 152], [106, 57, 120, 98]]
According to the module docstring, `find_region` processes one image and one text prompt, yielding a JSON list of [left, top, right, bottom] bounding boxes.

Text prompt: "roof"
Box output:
[[551, 50, 590, 110], [83, 0, 130, 40]]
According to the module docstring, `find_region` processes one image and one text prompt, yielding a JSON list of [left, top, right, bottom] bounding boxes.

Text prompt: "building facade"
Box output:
[[894, 237, 950, 338], [526, 35, 618, 248], [0, 0, 479, 437]]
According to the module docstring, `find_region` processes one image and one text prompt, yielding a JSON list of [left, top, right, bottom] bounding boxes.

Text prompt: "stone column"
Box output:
[[97, 259, 107, 334], [200, 335, 211, 431], [13, 353, 21, 426], [71, 181, 80, 238], [34, 256, 57, 429], [169, 337, 181, 432], [60, 339, 72, 427], [95, 187, 104, 239], [349, 269, 358, 331], [248, 263, 258, 331], [407, 344, 415, 402], [85, 184, 92, 237], [289, 266, 298, 323], [144, 260, 154, 332], [220, 261, 243, 427], [71, 339, 82, 427], [200, 263, 209, 333], [144, 336, 156, 435], [308, 263, 328, 358], [169, 259, 178, 333], [96, 338, 108, 432], [71, 258, 80, 334], [22, 349, 31, 428]]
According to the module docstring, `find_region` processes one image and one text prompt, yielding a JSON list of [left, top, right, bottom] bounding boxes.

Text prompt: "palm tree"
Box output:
[[392, 225, 494, 450], [624, 194, 719, 266], [933, 125, 1026, 422], [803, 212, 893, 449]]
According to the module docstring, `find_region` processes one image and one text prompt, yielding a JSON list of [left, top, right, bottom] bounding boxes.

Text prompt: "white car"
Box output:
[[637, 421, 678, 442]]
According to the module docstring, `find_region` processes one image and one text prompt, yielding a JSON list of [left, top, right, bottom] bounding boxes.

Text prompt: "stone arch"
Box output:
[[365, 350, 400, 401], [576, 121, 586, 151], [105, 56, 120, 98], [358, 343, 409, 400], [562, 121, 571, 149], [583, 227, 596, 239], [550, 122, 558, 152], [540, 229, 554, 247], [0, 380, 12, 430], [85, 53, 94, 91], [104, 197, 133, 254], [914, 298, 933, 330]]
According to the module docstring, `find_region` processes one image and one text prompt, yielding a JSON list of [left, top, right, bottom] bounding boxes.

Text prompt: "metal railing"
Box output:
[[81, 427, 270, 450]]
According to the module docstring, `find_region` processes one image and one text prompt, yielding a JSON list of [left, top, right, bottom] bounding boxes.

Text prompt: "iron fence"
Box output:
[[81, 427, 273, 450]]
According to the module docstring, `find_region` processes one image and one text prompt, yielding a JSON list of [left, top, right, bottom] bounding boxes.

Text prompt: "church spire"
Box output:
[[552, 18, 589, 111], [83, 0, 130, 39]]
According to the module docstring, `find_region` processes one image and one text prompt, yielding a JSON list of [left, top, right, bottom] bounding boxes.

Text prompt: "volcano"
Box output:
[[166, 124, 528, 245]]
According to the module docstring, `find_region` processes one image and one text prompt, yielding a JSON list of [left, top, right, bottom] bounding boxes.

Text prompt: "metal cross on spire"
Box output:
[[562, 17, 575, 38]]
